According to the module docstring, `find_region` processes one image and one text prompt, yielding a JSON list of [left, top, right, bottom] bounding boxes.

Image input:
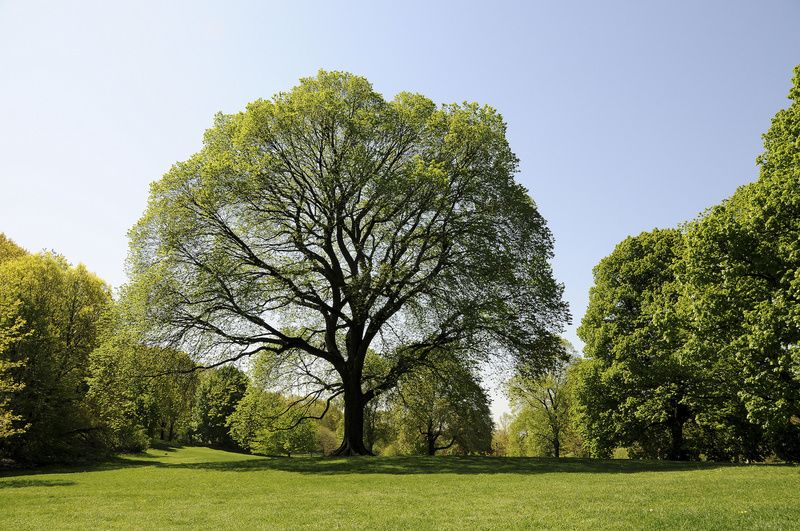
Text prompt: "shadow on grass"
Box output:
[[3, 448, 791, 479], [147, 455, 742, 476], [0, 479, 76, 488]]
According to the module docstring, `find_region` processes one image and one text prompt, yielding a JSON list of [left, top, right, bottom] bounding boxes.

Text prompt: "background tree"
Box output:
[[506, 340, 580, 457], [192, 365, 248, 448], [228, 354, 340, 456], [682, 65, 800, 461], [392, 357, 493, 455], [126, 70, 568, 454], [88, 323, 199, 450], [0, 301, 28, 441], [491, 412, 513, 456], [0, 235, 28, 441], [230, 392, 318, 457], [576, 229, 695, 460], [0, 234, 26, 263], [0, 251, 111, 462]]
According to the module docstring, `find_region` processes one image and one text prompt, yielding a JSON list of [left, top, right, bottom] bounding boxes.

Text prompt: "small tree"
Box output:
[[506, 341, 579, 458], [393, 357, 493, 455], [228, 386, 326, 457], [193, 365, 248, 448]]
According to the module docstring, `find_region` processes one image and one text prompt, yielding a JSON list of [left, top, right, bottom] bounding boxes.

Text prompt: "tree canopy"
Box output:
[[0, 248, 112, 462], [126, 70, 568, 454], [574, 64, 800, 462]]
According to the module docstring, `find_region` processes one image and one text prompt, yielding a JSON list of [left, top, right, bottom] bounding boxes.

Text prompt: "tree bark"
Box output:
[[426, 421, 437, 456], [667, 403, 690, 461], [331, 376, 373, 456]]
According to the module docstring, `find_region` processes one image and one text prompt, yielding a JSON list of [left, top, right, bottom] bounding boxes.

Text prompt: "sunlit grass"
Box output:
[[1, 446, 798, 529]]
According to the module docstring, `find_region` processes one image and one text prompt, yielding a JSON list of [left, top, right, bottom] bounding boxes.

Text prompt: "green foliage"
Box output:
[[192, 365, 248, 448], [682, 65, 800, 461], [574, 65, 800, 462], [391, 356, 493, 455], [0, 303, 28, 440], [229, 389, 318, 457], [0, 233, 26, 264], [0, 235, 29, 440], [228, 351, 341, 456], [87, 317, 199, 452], [0, 251, 111, 462], [125, 70, 568, 454], [576, 229, 694, 459], [506, 341, 584, 457]]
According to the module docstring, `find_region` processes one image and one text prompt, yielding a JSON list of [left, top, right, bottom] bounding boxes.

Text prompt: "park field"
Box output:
[[1, 446, 798, 530]]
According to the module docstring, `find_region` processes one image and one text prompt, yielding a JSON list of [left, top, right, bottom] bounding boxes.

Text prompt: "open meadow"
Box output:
[[2, 446, 799, 530]]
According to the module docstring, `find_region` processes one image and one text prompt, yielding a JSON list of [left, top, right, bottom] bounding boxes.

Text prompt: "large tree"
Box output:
[[127, 71, 568, 454], [577, 229, 694, 460], [682, 65, 800, 461]]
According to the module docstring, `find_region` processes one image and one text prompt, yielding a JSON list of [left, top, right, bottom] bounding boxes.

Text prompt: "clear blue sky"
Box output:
[[2, 1, 799, 414]]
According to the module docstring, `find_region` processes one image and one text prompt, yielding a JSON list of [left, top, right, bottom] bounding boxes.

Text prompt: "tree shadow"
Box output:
[[2, 450, 791, 479], [148, 441, 182, 452], [152, 455, 746, 475], [0, 455, 158, 479], [0, 479, 76, 489]]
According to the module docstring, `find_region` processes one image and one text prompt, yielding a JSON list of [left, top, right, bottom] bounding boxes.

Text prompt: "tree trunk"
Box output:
[[550, 412, 561, 458], [667, 403, 690, 461], [168, 420, 175, 441], [427, 421, 437, 456], [331, 376, 373, 456]]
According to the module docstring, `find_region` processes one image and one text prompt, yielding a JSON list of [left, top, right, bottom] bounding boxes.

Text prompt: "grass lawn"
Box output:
[[1, 446, 798, 529]]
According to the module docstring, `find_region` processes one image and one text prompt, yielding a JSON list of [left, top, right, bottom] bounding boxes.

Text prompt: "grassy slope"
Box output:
[[1, 446, 799, 530]]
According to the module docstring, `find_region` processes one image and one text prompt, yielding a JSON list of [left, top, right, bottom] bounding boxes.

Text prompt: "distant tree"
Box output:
[[506, 340, 580, 457], [88, 321, 199, 450], [576, 229, 695, 460], [229, 351, 343, 456], [491, 413, 513, 456], [250, 401, 318, 457], [228, 386, 328, 457], [126, 70, 569, 454], [0, 252, 111, 462], [393, 357, 493, 455], [682, 65, 800, 461], [192, 365, 248, 448]]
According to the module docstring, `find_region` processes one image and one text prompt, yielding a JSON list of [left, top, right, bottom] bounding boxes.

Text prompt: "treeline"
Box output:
[[498, 65, 800, 462], [0, 244, 493, 463]]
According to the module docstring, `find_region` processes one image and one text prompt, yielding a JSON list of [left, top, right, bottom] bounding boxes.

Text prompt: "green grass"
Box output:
[[1, 446, 799, 529]]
